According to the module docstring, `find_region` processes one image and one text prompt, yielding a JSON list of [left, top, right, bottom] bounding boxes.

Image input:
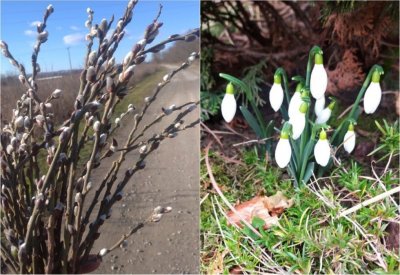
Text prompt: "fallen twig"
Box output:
[[338, 186, 400, 218], [233, 137, 273, 147], [201, 121, 224, 148]]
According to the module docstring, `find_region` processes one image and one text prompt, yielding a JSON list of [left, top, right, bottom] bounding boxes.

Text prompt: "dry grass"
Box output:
[[1, 63, 160, 125]]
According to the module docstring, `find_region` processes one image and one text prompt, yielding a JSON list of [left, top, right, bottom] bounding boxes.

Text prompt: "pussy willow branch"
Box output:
[[124, 101, 199, 150], [77, 54, 199, 263], [80, 53, 199, 233], [103, 211, 158, 255], [80, 103, 199, 260]]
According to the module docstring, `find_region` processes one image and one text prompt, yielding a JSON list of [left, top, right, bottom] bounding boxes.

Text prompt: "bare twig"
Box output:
[[338, 186, 400, 218], [201, 121, 224, 148]]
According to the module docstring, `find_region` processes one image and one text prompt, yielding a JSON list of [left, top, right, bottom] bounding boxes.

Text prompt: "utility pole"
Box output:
[[67, 47, 72, 72]]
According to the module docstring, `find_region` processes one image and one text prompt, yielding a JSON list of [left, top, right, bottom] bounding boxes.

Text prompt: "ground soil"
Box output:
[[89, 64, 200, 274]]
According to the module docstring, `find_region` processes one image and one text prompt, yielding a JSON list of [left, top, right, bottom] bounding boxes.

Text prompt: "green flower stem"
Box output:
[[331, 64, 384, 145], [305, 46, 323, 88], [349, 64, 384, 119], [274, 67, 290, 105]]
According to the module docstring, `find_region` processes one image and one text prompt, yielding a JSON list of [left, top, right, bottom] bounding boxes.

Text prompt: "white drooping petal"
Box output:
[[315, 96, 325, 116], [288, 92, 302, 119], [314, 139, 330, 167], [275, 138, 291, 168], [289, 114, 305, 140], [310, 64, 328, 99], [221, 93, 236, 123], [363, 82, 382, 114], [343, 130, 356, 153], [315, 108, 331, 124], [269, 83, 284, 112]]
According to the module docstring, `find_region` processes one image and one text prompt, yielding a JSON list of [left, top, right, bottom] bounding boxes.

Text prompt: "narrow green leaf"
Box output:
[[240, 105, 263, 138], [302, 162, 315, 184]]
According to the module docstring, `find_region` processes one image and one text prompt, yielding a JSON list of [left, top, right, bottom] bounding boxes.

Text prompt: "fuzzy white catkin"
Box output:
[[99, 248, 108, 257], [51, 89, 62, 98], [93, 121, 101, 132]]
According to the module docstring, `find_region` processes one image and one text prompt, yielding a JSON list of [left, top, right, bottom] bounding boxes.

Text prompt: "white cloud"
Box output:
[[70, 25, 80, 31], [30, 21, 41, 27], [24, 30, 36, 37], [63, 33, 85, 45]]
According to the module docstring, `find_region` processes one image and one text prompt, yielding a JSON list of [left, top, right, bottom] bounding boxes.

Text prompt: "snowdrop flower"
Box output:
[[310, 53, 328, 100], [275, 130, 291, 168], [343, 123, 356, 154], [363, 70, 382, 114], [269, 74, 284, 112], [221, 82, 236, 123], [289, 102, 307, 140], [314, 96, 325, 116], [288, 83, 303, 119], [314, 129, 330, 167], [315, 100, 335, 125]]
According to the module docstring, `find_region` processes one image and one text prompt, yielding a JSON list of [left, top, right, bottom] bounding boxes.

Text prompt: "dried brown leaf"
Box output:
[[227, 191, 293, 229]]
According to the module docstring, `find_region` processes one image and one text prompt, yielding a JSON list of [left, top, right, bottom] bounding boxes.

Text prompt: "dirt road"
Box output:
[[90, 63, 199, 274]]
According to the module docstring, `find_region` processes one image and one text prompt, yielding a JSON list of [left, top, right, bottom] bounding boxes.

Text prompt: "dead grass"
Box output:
[[1, 62, 161, 125]]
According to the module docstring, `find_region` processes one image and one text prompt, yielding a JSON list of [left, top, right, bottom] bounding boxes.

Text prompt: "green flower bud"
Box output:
[[299, 102, 308, 114], [295, 82, 303, 93], [273, 74, 282, 84], [371, 70, 380, 83], [315, 53, 323, 65], [328, 100, 335, 110], [226, 82, 234, 95], [319, 129, 327, 140], [280, 131, 289, 139]]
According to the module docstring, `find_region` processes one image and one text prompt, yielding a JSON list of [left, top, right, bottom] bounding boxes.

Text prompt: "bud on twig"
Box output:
[[106, 76, 115, 93], [14, 116, 24, 128], [123, 51, 133, 67], [75, 192, 82, 204], [134, 55, 146, 64], [51, 88, 62, 98], [139, 145, 147, 154], [0, 40, 8, 50], [47, 4, 54, 14], [88, 51, 97, 65], [93, 121, 101, 132], [38, 31, 49, 43], [86, 66, 96, 83], [99, 248, 108, 257]]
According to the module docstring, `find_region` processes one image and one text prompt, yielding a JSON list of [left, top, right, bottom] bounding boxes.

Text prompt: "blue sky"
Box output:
[[0, 0, 199, 75]]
